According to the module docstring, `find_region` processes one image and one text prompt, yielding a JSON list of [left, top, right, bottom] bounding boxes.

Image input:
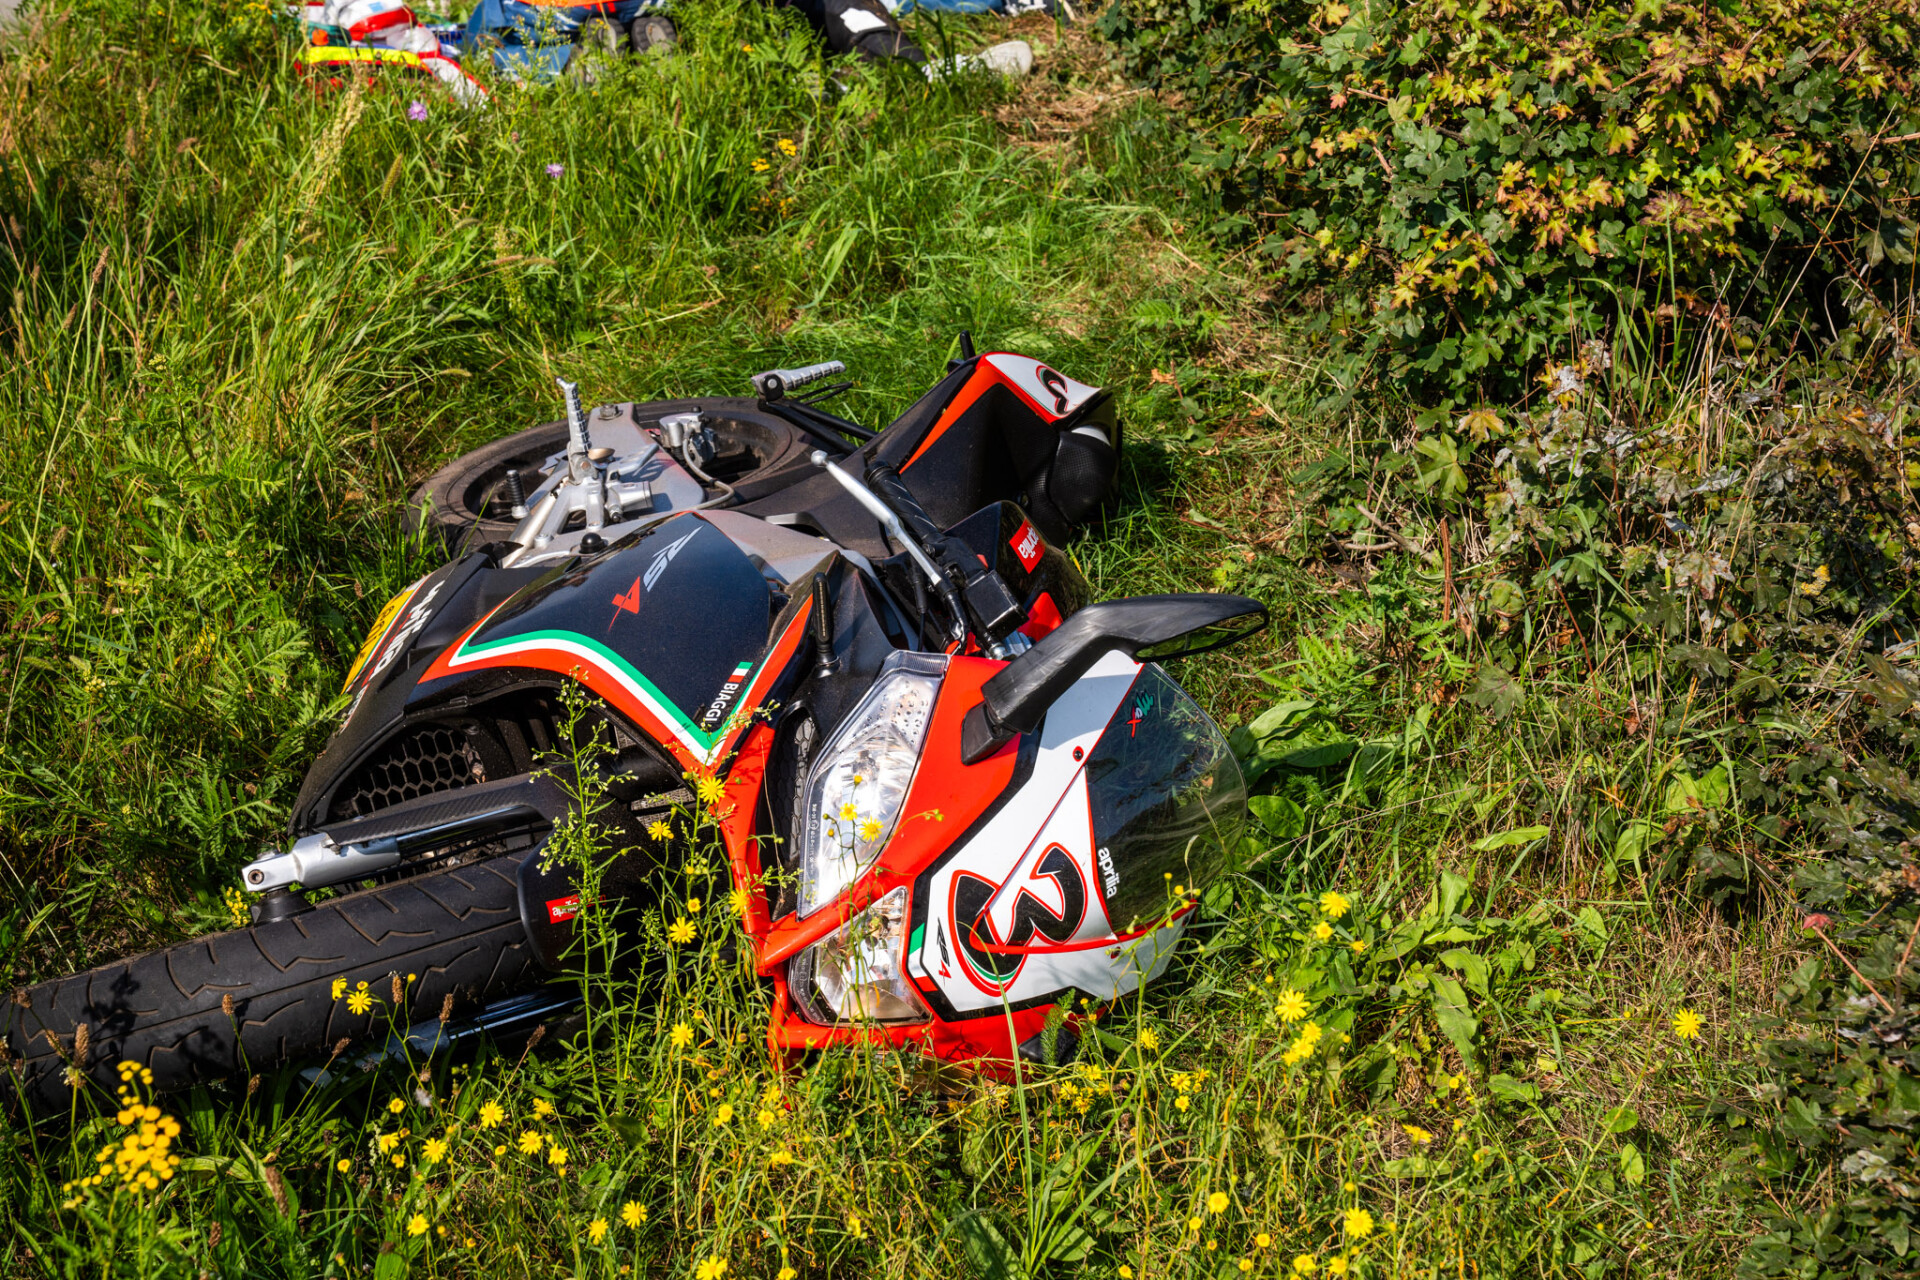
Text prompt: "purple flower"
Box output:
[[545, 163, 565, 179], [407, 100, 428, 122]]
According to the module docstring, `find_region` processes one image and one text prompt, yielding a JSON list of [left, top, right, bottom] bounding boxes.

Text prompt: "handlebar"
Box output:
[[863, 462, 947, 549], [752, 361, 847, 402]]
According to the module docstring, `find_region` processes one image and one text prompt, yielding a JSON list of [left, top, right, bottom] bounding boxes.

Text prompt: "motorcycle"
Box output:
[[3, 339, 1264, 1118]]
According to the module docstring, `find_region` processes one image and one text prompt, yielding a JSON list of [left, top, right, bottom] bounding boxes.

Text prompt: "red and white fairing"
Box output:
[[911, 651, 1186, 1015]]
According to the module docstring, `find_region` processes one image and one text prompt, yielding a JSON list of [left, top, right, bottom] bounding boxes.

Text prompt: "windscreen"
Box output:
[[1084, 665, 1247, 934]]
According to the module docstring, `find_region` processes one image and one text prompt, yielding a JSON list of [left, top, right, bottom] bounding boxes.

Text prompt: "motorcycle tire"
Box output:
[[405, 397, 813, 556], [2, 855, 541, 1120]]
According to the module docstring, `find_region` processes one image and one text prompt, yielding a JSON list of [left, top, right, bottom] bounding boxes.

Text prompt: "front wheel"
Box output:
[[3, 856, 543, 1118]]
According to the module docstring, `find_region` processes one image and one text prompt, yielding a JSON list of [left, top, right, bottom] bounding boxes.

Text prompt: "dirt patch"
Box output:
[[988, 14, 1144, 159]]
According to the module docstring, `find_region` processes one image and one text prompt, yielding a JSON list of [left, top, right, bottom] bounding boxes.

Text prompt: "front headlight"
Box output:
[[794, 652, 946, 917], [789, 887, 928, 1024]]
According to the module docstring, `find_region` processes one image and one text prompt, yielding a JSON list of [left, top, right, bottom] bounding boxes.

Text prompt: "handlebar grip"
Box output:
[[751, 361, 847, 401], [864, 462, 947, 548]]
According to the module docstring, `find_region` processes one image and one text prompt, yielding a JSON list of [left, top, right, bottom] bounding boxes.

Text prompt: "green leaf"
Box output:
[[1603, 1106, 1639, 1134], [606, 1113, 650, 1147], [1242, 699, 1317, 742], [1488, 1074, 1540, 1104], [1382, 1156, 1454, 1177], [1412, 432, 1470, 500], [1438, 947, 1491, 998], [1279, 739, 1358, 769], [1465, 664, 1522, 720], [1436, 870, 1472, 921], [1428, 974, 1479, 1062], [1619, 1143, 1647, 1186], [1471, 825, 1549, 851], [953, 1213, 1023, 1280], [1248, 794, 1307, 838], [1571, 906, 1608, 950]]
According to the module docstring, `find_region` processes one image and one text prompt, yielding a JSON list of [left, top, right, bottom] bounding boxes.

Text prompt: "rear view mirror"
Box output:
[[960, 594, 1268, 764]]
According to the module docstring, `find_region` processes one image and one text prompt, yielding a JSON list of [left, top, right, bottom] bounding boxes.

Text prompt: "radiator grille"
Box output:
[[331, 724, 487, 821]]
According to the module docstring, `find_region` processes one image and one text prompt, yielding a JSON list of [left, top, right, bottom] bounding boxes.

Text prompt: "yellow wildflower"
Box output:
[[588, 1218, 608, 1244], [1329, 1259, 1350, 1276], [729, 888, 749, 916], [847, 1212, 865, 1239], [1344, 1208, 1374, 1238], [1674, 1008, 1703, 1040], [423, 1138, 447, 1163], [335, 1158, 351, 1173], [647, 818, 672, 841], [1313, 921, 1334, 942], [714, 1103, 734, 1126], [1175, 1095, 1190, 1112], [1256, 1232, 1272, 1248], [1293, 1255, 1318, 1275], [1402, 1125, 1432, 1146], [758, 1109, 778, 1129], [770, 1148, 794, 1167], [671, 1022, 694, 1049], [548, 1144, 568, 1169], [478, 1101, 504, 1129], [1275, 989, 1308, 1022], [621, 1200, 647, 1227], [533, 1098, 555, 1118], [1319, 891, 1350, 918], [388, 1097, 406, 1115], [668, 917, 696, 945], [1137, 1029, 1160, 1052], [376, 1131, 404, 1154], [859, 818, 883, 841], [1208, 1191, 1230, 1215], [750, 157, 771, 173], [1350, 940, 1368, 954], [778, 1269, 797, 1280], [408, 1215, 428, 1237], [517, 1130, 543, 1154], [696, 776, 725, 804], [330, 978, 347, 1001], [838, 802, 857, 821], [347, 990, 374, 1015], [696, 1257, 729, 1280], [776, 138, 798, 156]]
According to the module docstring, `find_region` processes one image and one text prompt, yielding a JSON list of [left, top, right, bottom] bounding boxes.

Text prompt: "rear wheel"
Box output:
[[3, 855, 542, 1118]]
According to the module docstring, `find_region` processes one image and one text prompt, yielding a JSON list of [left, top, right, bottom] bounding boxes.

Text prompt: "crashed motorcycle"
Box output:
[[3, 340, 1264, 1117]]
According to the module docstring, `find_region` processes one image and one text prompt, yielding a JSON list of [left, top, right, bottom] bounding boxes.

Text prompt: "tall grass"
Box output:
[[0, 0, 1813, 1275]]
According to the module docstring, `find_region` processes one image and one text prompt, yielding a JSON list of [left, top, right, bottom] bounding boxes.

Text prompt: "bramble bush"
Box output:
[[1100, 4, 1920, 1266], [1099, 0, 1920, 404]]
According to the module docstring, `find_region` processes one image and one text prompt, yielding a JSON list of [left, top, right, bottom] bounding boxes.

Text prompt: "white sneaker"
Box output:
[[924, 39, 1033, 81]]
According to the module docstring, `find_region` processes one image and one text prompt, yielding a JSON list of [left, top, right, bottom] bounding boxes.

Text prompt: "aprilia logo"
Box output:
[[1097, 845, 1119, 899], [546, 894, 581, 924]]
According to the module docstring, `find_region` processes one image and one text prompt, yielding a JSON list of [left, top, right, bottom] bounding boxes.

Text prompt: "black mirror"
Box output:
[[960, 594, 1267, 764]]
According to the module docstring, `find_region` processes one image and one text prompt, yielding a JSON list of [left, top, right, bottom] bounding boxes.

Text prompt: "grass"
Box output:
[[0, 0, 1861, 1274]]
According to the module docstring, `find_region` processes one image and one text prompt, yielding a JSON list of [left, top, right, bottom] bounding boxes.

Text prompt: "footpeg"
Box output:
[[751, 361, 846, 402]]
